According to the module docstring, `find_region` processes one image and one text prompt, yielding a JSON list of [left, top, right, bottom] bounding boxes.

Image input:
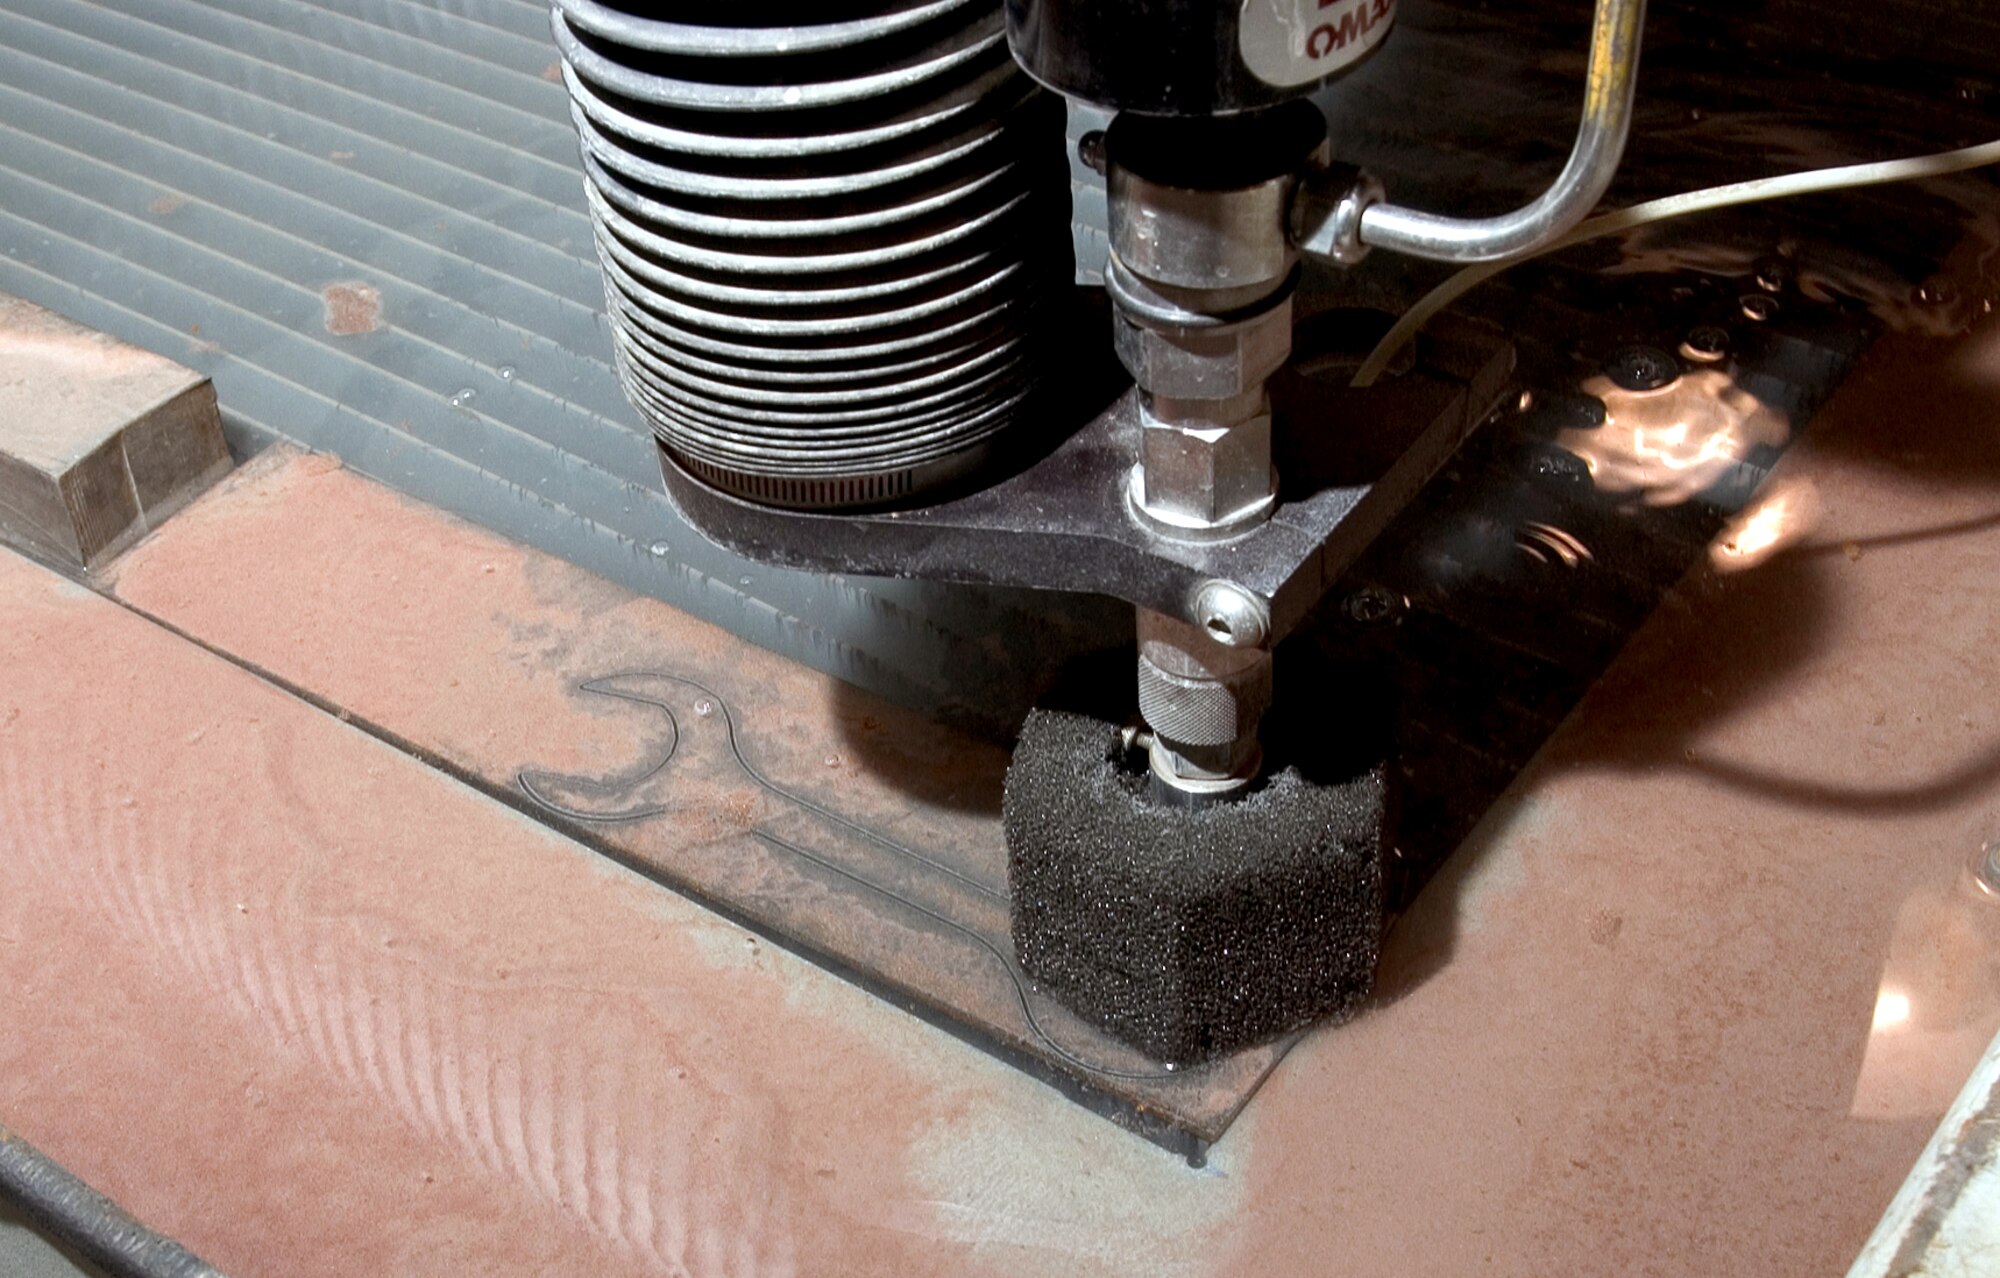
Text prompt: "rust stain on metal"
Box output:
[[148, 193, 185, 216], [321, 282, 382, 337]]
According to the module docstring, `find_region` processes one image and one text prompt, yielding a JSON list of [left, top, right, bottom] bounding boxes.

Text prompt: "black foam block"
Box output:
[[1003, 708, 1389, 1065]]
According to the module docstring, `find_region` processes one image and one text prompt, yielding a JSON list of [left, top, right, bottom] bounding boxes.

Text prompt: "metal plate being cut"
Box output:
[[104, 448, 1299, 1158]]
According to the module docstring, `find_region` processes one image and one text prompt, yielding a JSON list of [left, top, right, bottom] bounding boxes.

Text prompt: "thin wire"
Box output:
[[1351, 137, 2000, 388]]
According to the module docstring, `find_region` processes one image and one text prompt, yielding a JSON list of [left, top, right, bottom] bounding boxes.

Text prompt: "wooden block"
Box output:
[[0, 292, 230, 568]]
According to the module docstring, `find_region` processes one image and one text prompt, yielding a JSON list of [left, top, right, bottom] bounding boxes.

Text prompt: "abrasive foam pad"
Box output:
[[1004, 708, 1388, 1064]]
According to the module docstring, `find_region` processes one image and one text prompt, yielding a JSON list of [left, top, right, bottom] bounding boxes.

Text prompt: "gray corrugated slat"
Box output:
[[13, 0, 585, 209], [406, 0, 559, 46], [268, 0, 565, 81], [0, 126, 664, 496], [168, 0, 564, 119], [0, 61, 615, 377], [0, 76, 653, 484], [0, 165, 655, 503], [0, 11, 596, 302], [54, 0, 577, 162]]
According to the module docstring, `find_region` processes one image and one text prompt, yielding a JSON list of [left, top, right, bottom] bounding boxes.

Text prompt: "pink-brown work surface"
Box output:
[[95, 447, 1289, 1148], [1, 310, 1998, 1276]]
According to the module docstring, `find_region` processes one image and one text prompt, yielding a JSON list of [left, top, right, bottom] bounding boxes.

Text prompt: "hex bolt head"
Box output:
[[1341, 584, 1406, 627], [1135, 409, 1274, 530], [1192, 580, 1269, 649]]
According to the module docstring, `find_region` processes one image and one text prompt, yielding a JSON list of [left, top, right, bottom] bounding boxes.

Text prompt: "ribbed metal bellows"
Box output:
[[552, 0, 1074, 510]]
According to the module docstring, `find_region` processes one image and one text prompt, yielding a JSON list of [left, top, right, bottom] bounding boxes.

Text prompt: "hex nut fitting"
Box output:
[[1131, 409, 1275, 533], [1291, 166, 1384, 268]]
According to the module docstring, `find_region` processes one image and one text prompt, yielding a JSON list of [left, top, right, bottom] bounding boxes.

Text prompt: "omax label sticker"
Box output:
[[1239, 0, 1395, 88]]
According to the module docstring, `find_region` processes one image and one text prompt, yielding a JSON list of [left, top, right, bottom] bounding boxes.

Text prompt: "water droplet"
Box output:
[[495, 364, 516, 382], [823, 754, 841, 768], [1515, 390, 1536, 413], [1532, 448, 1591, 484], [1517, 521, 1593, 569], [1680, 326, 1729, 363], [1913, 280, 1954, 307], [738, 575, 754, 587], [1341, 585, 1403, 627], [782, 86, 803, 104], [1753, 257, 1790, 293], [1163, 1061, 1178, 1073], [648, 541, 671, 558], [1687, 107, 1704, 122], [694, 700, 713, 718], [448, 387, 477, 409], [1605, 345, 1678, 392], [1538, 393, 1606, 433], [1739, 294, 1778, 322]]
